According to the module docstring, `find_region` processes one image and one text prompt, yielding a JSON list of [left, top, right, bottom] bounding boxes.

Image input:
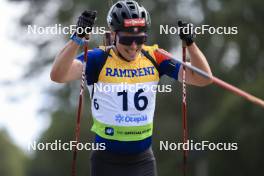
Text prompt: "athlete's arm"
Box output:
[[177, 21, 212, 86], [153, 45, 212, 86], [153, 49, 181, 80], [50, 41, 83, 83], [50, 10, 96, 83], [178, 43, 213, 86]]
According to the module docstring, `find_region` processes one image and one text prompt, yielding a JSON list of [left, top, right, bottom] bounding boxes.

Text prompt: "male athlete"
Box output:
[[50, 1, 212, 176]]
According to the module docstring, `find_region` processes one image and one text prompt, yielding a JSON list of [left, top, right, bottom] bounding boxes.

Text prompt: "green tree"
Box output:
[[11, 0, 264, 175], [0, 130, 28, 176]]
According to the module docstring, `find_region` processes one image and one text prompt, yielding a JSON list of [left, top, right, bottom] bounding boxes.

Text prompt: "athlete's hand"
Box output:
[[76, 10, 97, 38], [178, 20, 195, 46]]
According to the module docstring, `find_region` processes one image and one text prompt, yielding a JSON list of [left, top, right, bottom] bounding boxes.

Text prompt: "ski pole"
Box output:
[[156, 49, 264, 108]]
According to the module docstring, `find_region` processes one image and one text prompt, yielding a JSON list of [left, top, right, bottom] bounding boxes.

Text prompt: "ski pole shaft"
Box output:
[[156, 49, 264, 109]]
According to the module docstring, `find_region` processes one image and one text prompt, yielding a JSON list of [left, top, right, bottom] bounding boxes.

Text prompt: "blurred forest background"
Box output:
[[1, 0, 264, 176]]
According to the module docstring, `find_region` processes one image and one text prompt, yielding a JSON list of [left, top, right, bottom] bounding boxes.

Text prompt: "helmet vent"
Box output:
[[126, 1, 133, 5], [116, 3, 122, 8], [132, 14, 138, 18], [113, 12, 121, 24], [129, 5, 135, 10], [121, 12, 127, 19], [141, 12, 146, 18]]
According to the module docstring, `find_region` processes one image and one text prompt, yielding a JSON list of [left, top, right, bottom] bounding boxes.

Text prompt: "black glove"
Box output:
[[76, 10, 97, 38], [178, 20, 195, 46]]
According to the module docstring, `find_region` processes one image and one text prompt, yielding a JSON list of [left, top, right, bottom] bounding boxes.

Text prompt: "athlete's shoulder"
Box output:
[[142, 44, 171, 65], [142, 44, 159, 53], [141, 44, 159, 62], [76, 47, 107, 63]]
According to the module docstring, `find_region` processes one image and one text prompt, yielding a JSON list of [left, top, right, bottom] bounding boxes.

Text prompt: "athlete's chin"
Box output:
[[128, 55, 137, 60], [129, 54, 141, 61], [124, 49, 140, 60], [125, 56, 136, 61], [123, 52, 138, 61]]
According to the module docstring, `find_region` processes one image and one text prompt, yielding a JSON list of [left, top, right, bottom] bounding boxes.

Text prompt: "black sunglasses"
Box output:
[[117, 34, 147, 46]]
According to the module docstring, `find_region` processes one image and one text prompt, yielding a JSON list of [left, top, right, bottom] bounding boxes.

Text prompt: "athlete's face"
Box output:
[[115, 31, 147, 61]]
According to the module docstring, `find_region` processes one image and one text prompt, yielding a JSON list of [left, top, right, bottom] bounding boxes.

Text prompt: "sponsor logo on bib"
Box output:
[[105, 127, 114, 136]]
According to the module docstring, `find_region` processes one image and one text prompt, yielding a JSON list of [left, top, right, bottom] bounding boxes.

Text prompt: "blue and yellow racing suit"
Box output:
[[77, 44, 181, 154]]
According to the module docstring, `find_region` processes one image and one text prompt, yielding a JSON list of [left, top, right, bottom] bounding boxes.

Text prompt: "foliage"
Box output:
[[5, 0, 264, 175], [0, 130, 28, 176]]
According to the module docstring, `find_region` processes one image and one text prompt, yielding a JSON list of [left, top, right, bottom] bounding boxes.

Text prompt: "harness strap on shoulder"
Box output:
[[93, 46, 112, 83], [90, 46, 112, 98], [141, 49, 160, 74]]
